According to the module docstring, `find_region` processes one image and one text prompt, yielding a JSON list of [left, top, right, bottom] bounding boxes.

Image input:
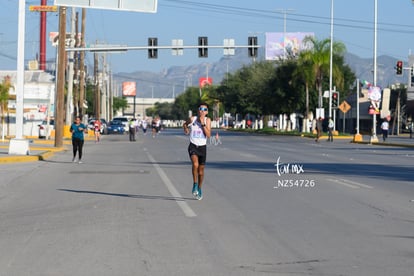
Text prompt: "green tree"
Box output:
[[112, 97, 128, 116], [298, 37, 346, 108], [0, 76, 13, 138]]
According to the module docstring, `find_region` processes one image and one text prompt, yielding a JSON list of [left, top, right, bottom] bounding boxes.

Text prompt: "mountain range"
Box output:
[[113, 49, 406, 99]]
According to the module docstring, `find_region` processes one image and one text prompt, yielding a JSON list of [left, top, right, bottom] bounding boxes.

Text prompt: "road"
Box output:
[[1, 129, 413, 276]]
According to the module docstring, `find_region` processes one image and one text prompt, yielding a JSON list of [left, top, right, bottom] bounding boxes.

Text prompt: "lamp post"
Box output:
[[328, 0, 334, 118], [276, 9, 294, 60], [370, 0, 379, 143]]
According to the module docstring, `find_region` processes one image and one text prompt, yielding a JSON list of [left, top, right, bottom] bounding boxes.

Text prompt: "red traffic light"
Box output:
[[396, 60, 403, 75]]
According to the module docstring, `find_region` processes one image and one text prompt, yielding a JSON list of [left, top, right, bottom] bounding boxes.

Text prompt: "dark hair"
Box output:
[[199, 102, 209, 108]]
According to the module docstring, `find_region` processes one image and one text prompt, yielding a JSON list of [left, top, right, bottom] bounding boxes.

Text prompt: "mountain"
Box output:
[[113, 49, 404, 99]]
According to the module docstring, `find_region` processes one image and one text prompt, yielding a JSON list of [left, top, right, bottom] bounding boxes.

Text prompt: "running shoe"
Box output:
[[72, 157, 76, 162], [196, 188, 203, 200], [192, 183, 199, 196]]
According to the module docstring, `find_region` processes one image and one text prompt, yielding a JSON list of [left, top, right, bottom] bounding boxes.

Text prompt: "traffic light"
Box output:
[[148, 37, 158, 59], [248, 36, 258, 57], [396, 60, 403, 75], [411, 67, 414, 87], [332, 91, 339, 108], [198, 36, 208, 58]]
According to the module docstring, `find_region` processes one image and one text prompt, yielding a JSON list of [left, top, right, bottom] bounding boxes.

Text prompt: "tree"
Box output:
[[298, 37, 346, 108], [112, 97, 128, 116], [0, 76, 13, 139]]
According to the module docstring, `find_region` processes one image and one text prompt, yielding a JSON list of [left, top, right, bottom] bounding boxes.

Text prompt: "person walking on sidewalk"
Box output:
[[183, 103, 211, 200], [315, 117, 323, 143], [381, 119, 389, 142], [327, 117, 334, 142], [70, 116, 88, 163]]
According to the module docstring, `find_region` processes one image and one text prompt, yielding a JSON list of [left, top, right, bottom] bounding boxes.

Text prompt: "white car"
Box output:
[[112, 116, 130, 133], [38, 119, 54, 138]]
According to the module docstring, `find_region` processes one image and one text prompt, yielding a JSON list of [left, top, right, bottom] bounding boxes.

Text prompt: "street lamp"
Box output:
[[370, 0, 379, 143], [329, 0, 334, 118]]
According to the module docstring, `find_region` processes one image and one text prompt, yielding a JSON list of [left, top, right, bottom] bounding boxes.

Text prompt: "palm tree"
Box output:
[[0, 76, 13, 140], [298, 37, 346, 109]]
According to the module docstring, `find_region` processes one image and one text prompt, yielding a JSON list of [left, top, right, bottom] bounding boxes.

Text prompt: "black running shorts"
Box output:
[[188, 143, 207, 165]]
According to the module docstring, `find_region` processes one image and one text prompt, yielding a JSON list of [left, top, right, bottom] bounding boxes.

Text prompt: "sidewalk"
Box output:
[[351, 133, 414, 148], [0, 136, 95, 164]]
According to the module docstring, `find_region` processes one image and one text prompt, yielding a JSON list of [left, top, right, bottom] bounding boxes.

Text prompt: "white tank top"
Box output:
[[189, 116, 207, 146]]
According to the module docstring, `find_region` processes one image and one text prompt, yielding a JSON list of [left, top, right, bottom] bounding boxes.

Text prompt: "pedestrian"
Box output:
[[141, 119, 148, 135], [183, 103, 211, 200], [327, 117, 334, 142], [129, 119, 136, 141], [70, 116, 88, 163], [152, 116, 161, 138], [93, 119, 101, 142], [381, 119, 389, 142], [315, 117, 323, 142], [409, 121, 413, 139]]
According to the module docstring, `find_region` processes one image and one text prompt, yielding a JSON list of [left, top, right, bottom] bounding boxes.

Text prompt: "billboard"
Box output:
[[265, 32, 314, 60], [54, 0, 157, 13], [122, 82, 136, 97]]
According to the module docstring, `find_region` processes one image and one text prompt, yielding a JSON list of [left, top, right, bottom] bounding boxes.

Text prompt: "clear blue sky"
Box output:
[[1, 0, 414, 74]]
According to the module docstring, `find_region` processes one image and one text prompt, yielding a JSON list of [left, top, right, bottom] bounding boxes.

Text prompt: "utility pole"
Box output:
[[94, 51, 100, 120], [73, 11, 79, 117], [55, 6, 66, 148], [276, 9, 294, 60], [65, 7, 76, 125], [79, 8, 86, 119]]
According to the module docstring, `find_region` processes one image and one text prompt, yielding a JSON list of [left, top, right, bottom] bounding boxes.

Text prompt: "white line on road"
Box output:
[[339, 178, 373, 189], [327, 178, 373, 189], [145, 150, 197, 218]]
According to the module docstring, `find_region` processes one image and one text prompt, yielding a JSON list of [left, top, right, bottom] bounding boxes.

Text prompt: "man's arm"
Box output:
[[201, 117, 212, 138], [183, 117, 192, 135]]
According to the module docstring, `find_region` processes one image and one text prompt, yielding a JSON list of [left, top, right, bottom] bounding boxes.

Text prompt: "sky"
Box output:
[[1, 0, 414, 75]]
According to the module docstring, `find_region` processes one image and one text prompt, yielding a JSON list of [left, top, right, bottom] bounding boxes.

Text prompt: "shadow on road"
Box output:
[[57, 188, 197, 201]]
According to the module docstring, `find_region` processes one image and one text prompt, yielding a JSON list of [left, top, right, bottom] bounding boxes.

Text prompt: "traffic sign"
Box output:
[[29, 5, 58, 12], [339, 100, 351, 113]]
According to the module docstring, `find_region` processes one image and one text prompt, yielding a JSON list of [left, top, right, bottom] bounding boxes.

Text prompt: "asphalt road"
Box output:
[[1, 129, 413, 276]]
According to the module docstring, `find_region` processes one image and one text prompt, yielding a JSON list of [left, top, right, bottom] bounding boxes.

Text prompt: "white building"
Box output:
[[0, 70, 55, 137]]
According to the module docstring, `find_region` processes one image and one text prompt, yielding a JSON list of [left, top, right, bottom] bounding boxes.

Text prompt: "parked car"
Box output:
[[106, 120, 126, 134], [112, 116, 130, 133], [88, 118, 108, 134], [38, 119, 54, 138]]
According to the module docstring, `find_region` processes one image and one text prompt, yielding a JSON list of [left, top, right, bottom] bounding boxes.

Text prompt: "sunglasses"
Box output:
[[199, 107, 208, 111]]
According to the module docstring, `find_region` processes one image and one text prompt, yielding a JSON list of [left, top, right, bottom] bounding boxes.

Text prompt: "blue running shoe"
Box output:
[[196, 188, 203, 200], [192, 183, 199, 197]]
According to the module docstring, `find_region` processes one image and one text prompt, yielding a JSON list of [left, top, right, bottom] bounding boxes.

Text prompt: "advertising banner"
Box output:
[[265, 32, 314, 60]]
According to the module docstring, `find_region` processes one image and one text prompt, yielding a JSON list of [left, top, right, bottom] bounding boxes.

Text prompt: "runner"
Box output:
[[93, 119, 101, 142], [70, 116, 88, 163], [183, 103, 211, 200]]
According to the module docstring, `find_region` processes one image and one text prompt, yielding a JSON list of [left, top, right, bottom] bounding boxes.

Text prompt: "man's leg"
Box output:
[[191, 154, 199, 196]]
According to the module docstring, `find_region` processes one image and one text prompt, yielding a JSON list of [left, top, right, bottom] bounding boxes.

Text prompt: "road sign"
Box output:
[[54, 0, 158, 13], [339, 100, 351, 113], [29, 5, 58, 12]]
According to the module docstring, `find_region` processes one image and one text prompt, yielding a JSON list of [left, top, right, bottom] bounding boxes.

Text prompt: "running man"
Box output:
[[183, 103, 211, 200]]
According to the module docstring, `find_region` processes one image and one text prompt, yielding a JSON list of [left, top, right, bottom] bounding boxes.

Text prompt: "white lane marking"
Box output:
[[239, 152, 256, 159], [328, 178, 360, 189], [145, 151, 197, 218], [339, 178, 373, 189], [327, 178, 374, 189]]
